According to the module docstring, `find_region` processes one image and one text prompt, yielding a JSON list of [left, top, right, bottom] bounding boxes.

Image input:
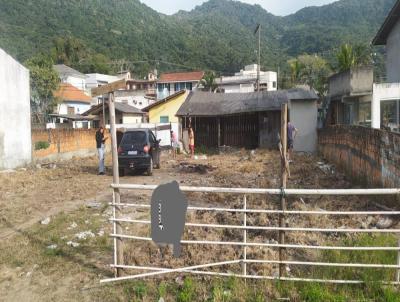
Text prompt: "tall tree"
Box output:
[[25, 54, 60, 122], [288, 55, 331, 97]]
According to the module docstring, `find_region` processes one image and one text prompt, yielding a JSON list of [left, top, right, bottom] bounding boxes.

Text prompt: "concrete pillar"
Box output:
[[371, 84, 381, 129]]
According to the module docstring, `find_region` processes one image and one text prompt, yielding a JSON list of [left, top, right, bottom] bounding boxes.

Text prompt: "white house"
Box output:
[[86, 73, 119, 105], [0, 48, 31, 169], [51, 83, 93, 128], [54, 64, 87, 91], [157, 71, 204, 100], [216, 64, 278, 93], [372, 0, 400, 132], [114, 78, 157, 110]]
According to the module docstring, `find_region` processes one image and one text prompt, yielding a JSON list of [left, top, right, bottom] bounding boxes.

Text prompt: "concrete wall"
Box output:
[[386, 19, 400, 83], [290, 100, 318, 152], [329, 67, 373, 99], [32, 129, 111, 162], [58, 102, 91, 115], [371, 83, 400, 128], [318, 125, 400, 188], [0, 48, 31, 170]]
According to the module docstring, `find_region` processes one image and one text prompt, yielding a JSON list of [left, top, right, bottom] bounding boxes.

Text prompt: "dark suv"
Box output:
[[118, 129, 161, 176]]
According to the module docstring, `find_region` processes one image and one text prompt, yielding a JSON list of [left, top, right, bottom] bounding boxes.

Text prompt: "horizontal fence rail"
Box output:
[[103, 184, 400, 284]]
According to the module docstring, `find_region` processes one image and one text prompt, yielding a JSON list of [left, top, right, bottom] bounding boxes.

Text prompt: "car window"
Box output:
[[121, 131, 146, 145]]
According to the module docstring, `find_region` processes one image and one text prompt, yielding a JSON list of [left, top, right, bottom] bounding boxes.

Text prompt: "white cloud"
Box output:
[[140, 0, 337, 16]]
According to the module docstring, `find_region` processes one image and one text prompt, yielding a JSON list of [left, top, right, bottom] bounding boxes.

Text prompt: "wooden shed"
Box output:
[[176, 89, 318, 150]]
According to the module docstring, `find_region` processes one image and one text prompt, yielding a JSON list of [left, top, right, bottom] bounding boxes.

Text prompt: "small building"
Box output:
[[142, 90, 188, 124], [0, 48, 31, 170], [54, 64, 87, 91], [54, 83, 92, 116], [216, 64, 278, 93], [157, 71, 204, 100], [372, 0, 400, 132], [326, 66, 373, 127], [114, 78, 157, 110], [176, 89, 318, 152], [83, 102, 145, 128]]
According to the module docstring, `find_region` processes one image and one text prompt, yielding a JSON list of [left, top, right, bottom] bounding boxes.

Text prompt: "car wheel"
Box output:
[[147, 158, 153, 176], [119, 168, 125, 177]]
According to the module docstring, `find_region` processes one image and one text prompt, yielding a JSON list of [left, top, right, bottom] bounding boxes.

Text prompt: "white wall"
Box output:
[[114, 93, 153, 110], [122, 114, 143, 124], [58, 102, 91, 115], [0, 48, 31, 170], [386, 20, 400, 83], [372, 83, 400, 129], [289, 100, 318, 152], [65, 75, 86, 91]]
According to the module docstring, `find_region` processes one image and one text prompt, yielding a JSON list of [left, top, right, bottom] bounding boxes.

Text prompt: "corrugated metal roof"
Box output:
[[176, 89, 318, 117]]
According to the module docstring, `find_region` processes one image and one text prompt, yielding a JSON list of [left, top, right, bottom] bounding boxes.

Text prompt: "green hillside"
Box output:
[[0, 0, 395, 74]]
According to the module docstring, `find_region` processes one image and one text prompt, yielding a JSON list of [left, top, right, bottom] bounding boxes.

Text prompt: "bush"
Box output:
[[35, 141, 50, 150]]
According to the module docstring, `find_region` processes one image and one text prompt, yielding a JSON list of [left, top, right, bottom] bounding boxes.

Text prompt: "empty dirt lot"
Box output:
[[0, 150, 399, 301]]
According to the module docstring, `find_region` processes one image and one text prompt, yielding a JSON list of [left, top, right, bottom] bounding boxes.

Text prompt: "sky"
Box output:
[[140, 0, 338, 16]]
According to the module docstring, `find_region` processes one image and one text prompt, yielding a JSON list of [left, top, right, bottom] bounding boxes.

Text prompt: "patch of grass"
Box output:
[[34, 141, 50, 150], [177, 277, 196, 302]]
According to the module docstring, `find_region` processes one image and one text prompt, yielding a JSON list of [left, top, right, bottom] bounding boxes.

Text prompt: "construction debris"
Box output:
[[75, 231, 95, 240], [40, 217, 51, 225]]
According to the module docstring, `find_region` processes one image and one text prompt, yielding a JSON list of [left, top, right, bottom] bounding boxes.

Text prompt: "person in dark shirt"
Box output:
[[96, 127, 107, 175]]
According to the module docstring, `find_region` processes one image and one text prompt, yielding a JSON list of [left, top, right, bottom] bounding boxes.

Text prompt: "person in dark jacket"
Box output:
[[96, 127, 107, 175]]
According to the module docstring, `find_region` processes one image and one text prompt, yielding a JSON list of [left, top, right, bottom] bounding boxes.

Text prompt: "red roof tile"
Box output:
[[159, 71, 204, 83], [54, 83, 91, 103]]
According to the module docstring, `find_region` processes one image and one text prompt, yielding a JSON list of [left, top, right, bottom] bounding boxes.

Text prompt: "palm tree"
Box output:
[[200, 71, 217, 92], [288, 59, 304, 84], [336, 43, 372, 72]]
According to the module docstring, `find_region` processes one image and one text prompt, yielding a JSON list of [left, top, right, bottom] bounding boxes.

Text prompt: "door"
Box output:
[[149, 131, 160, 166]]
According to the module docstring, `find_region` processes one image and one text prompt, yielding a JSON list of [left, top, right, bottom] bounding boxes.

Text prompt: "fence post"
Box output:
[[243, 195, 247, 277], [397, 240, 400, 283], [279, 103, 288, 278], [109, 92, 124, 277]]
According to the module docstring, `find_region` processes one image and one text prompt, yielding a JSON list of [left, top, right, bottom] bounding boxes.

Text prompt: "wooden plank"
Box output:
[[91, 79, 127, 97]]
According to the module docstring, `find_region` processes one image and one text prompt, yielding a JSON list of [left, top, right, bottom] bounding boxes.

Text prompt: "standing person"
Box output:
[[287, 121, 298, 163], [189, 127, 195, 158], [170, 130, 178, 159], [96, 127, 107, 175]]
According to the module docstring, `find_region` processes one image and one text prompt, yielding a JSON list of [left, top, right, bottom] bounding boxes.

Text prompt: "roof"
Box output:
[[373, 0, 400, 45], [158, 71, 205, 83], [54, 64, 87, 79], [49, 114, 94, 121], [142, 90, 186, 112], [83, 102, 145, 116], [54, 83, 92, 104], [176, 89, 318, 117]]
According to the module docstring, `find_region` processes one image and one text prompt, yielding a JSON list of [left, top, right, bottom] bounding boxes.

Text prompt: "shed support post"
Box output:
[[217, 117, 221, 149]]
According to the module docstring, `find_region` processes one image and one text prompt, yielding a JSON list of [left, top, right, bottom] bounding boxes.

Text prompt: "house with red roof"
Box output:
[[156, 71, 204, 100]]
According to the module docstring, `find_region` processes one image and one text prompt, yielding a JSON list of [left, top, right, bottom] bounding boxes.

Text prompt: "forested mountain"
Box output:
[[0, 0, 395, 74]]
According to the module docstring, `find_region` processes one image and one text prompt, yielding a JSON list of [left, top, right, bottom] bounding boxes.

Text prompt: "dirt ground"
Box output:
[[0, 149, 398, 301]]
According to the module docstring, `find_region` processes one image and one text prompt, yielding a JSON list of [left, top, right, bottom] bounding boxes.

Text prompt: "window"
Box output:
[[381, 100, 400, 132], [160, 116, 169, 123], [67, 106, 75, 115], [175, 82, 193, 91], [273, 81, 277, 88]]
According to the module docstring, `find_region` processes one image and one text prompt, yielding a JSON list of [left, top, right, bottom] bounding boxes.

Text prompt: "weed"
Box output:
[[177, 277, 196, 302]]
